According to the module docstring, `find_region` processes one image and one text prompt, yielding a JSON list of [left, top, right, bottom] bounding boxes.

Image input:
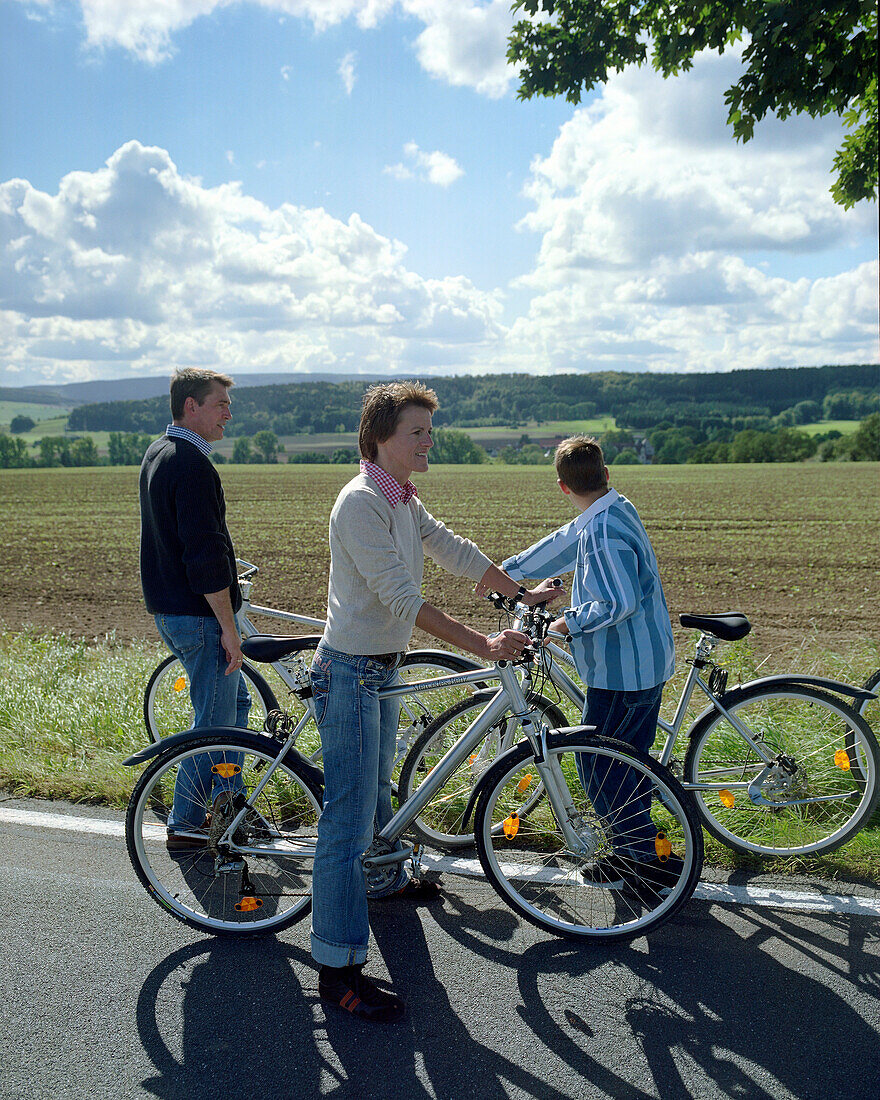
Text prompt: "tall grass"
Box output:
[[0, 628, 164, 806]]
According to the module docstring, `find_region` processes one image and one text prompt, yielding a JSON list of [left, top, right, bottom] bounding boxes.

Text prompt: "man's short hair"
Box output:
[[555, 436, 608, 494], [358, 381, 439, 461], [170, 368, 234, 420]]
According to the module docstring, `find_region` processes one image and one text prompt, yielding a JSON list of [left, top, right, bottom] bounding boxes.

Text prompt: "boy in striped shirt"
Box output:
[[502, 436, 680, 892]]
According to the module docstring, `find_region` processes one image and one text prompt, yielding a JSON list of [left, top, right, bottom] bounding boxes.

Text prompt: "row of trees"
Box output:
[[3, 416, 877, 471], [0, 431, 153, 469], [65, 365, 879, 439]]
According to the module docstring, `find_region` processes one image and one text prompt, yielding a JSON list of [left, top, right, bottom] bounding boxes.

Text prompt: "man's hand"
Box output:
[[481, 629, 531, 662], [220, 627, 244, 675]]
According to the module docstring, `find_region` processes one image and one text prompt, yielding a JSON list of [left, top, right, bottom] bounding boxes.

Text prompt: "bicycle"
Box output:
[[142, 558, 484, 772], [123, 601, 704, 942], [399, 603, 880, 859]]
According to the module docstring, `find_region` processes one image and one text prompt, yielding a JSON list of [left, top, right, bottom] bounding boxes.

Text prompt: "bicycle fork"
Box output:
[[497, 663, 603, 858]]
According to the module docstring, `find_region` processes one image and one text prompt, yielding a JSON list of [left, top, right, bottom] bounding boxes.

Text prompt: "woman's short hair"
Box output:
[[170, 368, 234, 420], [554, 436, 608, 494], [358, 381, 439, 460]]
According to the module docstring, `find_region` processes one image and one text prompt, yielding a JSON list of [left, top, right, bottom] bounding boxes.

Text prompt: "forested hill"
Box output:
[[67, 363, 879, 436]]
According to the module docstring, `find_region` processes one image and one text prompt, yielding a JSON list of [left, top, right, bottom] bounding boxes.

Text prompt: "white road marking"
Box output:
[[4, 806, 880, 917]]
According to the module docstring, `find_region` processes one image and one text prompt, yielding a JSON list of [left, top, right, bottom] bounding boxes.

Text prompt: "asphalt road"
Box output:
[[1, 799, 878, 1100]]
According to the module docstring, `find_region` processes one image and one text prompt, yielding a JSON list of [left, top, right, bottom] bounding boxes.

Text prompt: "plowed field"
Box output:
[[2, 462, 877, 664]]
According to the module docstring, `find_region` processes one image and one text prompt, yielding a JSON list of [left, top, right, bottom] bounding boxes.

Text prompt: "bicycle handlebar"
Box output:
[[236, 558, 259, 581]]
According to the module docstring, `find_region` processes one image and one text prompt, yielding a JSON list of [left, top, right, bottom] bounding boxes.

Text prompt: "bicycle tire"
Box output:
[[143, 655, 280, 742], [397, 692, 567, 850], [473, 732, 702, 941], [684, 683, 880, 857], [144, 648, 482, 748], [126, 733, 322, 935]]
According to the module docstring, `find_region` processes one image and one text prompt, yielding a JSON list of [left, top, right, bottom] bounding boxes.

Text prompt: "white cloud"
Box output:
[[405, 0, 515, 98], [385, 142, 464, 187], [0, 141, 502, 381], [504, 50, 879, 373], [23, 1, 518, 94], [338, 50, 356, 94]]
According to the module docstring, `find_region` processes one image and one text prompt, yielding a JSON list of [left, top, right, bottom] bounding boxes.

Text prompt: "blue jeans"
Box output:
[[155, 614, 251, 832], [309, 644, 406, 967], [576, 683, 664, 862]]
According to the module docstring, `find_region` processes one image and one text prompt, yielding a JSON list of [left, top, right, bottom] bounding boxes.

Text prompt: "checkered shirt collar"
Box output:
[[166, 424, 213, 457], [360, 459, 418, 508]]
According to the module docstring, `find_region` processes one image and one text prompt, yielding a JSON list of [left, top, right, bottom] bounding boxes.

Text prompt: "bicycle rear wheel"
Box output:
[[143, 655, 279, 742], [398, 693, 567, 850], [392, 651, 487, 769], [684, 684, 880, 857], [474, 733, 702, 941], [126, 735, 321, 934]]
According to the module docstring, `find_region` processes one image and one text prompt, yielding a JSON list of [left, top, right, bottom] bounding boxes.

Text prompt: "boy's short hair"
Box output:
[[358, 381, 439, 460], [555, 436, 608, 494], [170, 368, 234, 420]]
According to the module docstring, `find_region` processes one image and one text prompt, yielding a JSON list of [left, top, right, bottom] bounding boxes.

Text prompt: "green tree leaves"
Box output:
[[509, 0, 878, 206]]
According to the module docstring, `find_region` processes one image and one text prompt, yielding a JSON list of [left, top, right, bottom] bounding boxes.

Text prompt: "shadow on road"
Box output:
[[134, 883, 880, 1100]]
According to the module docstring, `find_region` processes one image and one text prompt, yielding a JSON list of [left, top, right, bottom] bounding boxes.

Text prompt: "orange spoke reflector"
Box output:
[[469, 755, 477, 765], [212, 763, 241, 778], [173, 677, 187, 692], [719, 789, 735, 808], [516, 774, 533, 793], [503, 814, 520, 838], [655, 831, 672, 860], [834, 749, 851, 770], [235, 897, 262, 912]]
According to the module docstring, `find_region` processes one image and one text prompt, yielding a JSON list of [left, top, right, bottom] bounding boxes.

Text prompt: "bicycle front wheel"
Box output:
[[398, 693, 567, 850], [143, 656, 278, 742], [684, 684, 880, 857], [126, 735, 321, 934], [474, 733, 702, 941]]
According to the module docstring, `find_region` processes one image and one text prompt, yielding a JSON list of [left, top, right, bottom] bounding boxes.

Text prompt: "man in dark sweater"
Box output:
[[139, 368, 250, 849]]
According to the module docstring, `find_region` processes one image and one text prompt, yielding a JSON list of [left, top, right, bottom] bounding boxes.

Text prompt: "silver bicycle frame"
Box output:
[[539, 632, 781, 788]]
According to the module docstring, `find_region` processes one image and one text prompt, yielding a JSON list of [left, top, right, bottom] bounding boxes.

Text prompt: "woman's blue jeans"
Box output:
[[576, 683, 664, 862], [309, 644, 406, 967], [155, 614, 251, 832]]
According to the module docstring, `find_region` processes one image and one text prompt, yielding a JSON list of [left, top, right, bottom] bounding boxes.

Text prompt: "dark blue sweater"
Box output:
[[139, 436, 241, 617]]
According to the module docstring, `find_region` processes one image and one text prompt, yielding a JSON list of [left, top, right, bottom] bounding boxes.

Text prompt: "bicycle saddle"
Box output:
[[678, 613, 751, 641], [241, 634, 324, 663]]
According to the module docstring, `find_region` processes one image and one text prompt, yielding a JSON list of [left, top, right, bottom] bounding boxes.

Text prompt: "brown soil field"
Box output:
[[1, 462, 877, 668]]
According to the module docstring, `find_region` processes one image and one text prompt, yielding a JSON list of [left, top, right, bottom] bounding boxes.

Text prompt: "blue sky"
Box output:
[[1, 0, 877, 387]]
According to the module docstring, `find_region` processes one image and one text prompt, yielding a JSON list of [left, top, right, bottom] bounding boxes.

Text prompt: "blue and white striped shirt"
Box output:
[[503, 488, 674, 691]]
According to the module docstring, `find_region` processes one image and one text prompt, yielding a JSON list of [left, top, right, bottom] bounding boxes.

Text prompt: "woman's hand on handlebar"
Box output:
[[481, 628, 531, 662]]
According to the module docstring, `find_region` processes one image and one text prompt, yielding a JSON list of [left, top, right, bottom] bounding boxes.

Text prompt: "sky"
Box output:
[[1, 0, 878, 388]]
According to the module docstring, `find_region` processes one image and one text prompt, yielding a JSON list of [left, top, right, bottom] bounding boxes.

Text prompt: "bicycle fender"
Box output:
[[405, 648, 485, 671], [122, 727, 325, 791], [740, 675, 876, 703], [686, 676, 875, 735]]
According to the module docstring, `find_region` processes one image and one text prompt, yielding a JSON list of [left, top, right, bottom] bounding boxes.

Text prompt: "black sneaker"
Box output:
[[318, 966, 405, 1023], [579, 856, 627, 887], [621, 855, 685, 904]]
